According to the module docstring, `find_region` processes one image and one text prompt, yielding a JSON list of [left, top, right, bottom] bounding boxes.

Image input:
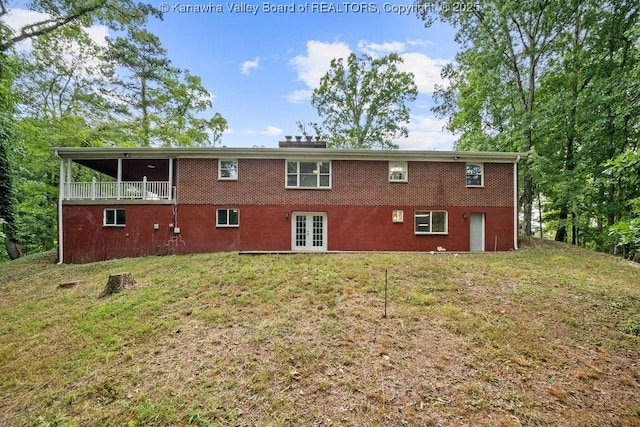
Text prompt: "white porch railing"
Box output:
[[64, 178, 172, 200]]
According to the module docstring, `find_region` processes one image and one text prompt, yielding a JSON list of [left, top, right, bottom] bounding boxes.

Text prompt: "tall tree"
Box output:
[[0, 0, 159, 260], [419, 0, 574, 235], [0, 40, 23, 259], [105, 29, 171, 146], [311, 52, 417, 149], [105, 29, 227, 146]]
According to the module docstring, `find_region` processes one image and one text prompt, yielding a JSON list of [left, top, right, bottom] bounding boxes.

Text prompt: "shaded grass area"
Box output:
[[0, 239, 639, 426]]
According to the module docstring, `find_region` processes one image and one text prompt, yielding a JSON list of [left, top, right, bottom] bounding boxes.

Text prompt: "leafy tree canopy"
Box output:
[[311, 52, 417, 149]]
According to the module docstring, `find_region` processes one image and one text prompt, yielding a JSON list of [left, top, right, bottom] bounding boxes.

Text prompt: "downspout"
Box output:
[[56, 151, 64, 264], [513, 156, 521, 250]]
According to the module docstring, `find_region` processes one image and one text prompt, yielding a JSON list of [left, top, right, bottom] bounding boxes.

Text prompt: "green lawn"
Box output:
[[0, 238, 639, 426]]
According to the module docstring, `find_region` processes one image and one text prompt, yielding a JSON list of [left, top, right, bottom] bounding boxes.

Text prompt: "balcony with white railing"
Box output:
[[63, 177, 172, 201]]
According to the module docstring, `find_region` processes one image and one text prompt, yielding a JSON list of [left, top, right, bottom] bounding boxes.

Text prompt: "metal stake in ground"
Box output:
[[384, 269, 388, 319]]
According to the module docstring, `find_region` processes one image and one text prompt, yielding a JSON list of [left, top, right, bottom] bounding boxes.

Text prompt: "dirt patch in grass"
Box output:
[[0, 243, 639, 426]]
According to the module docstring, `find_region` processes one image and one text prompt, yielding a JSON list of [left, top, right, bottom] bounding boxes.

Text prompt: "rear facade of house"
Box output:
[[55, 141, 525, 263]]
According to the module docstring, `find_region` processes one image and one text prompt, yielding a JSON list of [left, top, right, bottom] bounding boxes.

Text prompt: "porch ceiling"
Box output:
[[75, 158, 170, 181]]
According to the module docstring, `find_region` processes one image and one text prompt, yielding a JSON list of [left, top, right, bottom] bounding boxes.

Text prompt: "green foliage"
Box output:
[[621, 319, 640, 337], [106, 29, 227, 147], [0, 52, 22, 260], [421, 0, 640, 250], [0, 2, 228, 257], [608, 218, 640, 259], [311, 52, 417, 149]]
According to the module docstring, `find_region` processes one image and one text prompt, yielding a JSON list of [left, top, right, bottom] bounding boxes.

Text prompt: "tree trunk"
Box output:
[[3, 223, 23, 260], [555, 206, 568, 242], [100, 272, 135, 297], [0, 59, 22, 261], [522, 157, 534, 236]]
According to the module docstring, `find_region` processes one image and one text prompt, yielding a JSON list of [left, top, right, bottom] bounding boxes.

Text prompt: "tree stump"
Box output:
[[58, 280, 80, 289], [100, 273, 135, 297]]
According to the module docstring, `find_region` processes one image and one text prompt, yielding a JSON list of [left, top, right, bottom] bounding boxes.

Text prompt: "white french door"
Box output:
[[291, 212, 327, 251]]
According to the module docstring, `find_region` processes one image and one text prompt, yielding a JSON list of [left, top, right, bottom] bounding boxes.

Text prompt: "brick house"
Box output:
[[54, 139, 526, 263]]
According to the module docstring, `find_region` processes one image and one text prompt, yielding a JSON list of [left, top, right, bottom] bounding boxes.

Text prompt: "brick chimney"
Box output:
[[279, 135, 326, 148]]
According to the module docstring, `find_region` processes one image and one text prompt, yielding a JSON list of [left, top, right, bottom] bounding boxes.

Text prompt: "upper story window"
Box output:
[[104, 208, 126, 227], [389, 161, 408, 182], [219, 159, 238, 180], [466, 163, 484, 187], [415, 210, 448, 235], [286, 161, 331, 189]]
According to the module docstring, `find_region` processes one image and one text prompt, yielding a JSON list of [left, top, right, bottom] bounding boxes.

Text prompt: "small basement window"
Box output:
[[389, 161, 408, 182], [219, 159, 238, 180], [104, 208, 126, 227], [217, 208, 239, 227], [414, 210, 447, 234]]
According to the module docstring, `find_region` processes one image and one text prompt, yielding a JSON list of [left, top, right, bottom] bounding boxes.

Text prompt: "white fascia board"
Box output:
[[52, 147, 528, 164]]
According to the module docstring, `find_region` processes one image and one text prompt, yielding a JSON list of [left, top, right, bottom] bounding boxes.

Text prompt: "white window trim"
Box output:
[[103, 208, 126, 227], [285, 160, 332, 189], [389, 161, 408, 182], [216, 208, 240, 228], [218, 159, 238, 181], [414, 210, 448, 235], [466, 163, 484, 187]]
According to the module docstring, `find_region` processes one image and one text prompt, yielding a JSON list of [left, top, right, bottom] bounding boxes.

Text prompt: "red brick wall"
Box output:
[[62, 159, 518, 262], [177, 159, 514, 208], [62, 204, 175, 263]]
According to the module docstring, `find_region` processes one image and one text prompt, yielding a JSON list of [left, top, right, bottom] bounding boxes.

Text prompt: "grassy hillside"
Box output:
[[0, 239, 639, 426]]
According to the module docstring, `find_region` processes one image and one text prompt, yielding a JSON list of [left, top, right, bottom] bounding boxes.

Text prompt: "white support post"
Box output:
[[142, 176, 147, 200], [117, 158, 123, 200], [91, 177, 97, 200], [168, 158, 174, 200], [59, 159, 66, 200], [65, 159, 71, 199]]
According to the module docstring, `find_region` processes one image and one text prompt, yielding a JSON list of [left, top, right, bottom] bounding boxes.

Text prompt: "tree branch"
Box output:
[[0, 1, 107, 52]]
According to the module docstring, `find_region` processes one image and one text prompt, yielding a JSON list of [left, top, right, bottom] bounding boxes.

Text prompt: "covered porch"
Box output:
[[56, 151, 175, 201]]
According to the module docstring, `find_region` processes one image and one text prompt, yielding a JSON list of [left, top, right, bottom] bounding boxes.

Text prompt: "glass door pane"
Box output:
[[295, 215, 307, 248], [312, 215, 324, 247]]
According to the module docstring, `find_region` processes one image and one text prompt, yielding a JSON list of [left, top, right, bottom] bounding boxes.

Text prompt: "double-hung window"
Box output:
[[219, 159, 238, 180], [217, 208, 239, 227], [104, 208, 126, 227], [286, 161, 331, 188], [466, 163, 484, 187], [414, 211, 447, 234], [389, 161, 408, 182]]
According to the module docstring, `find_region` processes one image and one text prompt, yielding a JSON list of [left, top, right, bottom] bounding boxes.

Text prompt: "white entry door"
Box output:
[[469, 212, 485, 252], [292, 212, 327, 251]]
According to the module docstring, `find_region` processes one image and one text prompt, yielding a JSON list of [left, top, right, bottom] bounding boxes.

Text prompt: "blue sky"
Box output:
[[4, 1, 460, 150]]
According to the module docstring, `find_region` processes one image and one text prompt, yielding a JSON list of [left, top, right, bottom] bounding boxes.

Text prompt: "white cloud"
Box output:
[[285, 89, 313, 104], [290, 40, 352, 88], [357, 40, 406, 57], [1, 8, 109, 49], [396, 114, 457, 150], [407, 39, 435, 47], [398, 52, 449, 94], [244, 126, 283, 136], [240, 57, 260, 75]]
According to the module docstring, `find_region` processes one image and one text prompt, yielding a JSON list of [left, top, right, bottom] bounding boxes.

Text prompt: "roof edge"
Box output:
[[52, 147, 529, 163]]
